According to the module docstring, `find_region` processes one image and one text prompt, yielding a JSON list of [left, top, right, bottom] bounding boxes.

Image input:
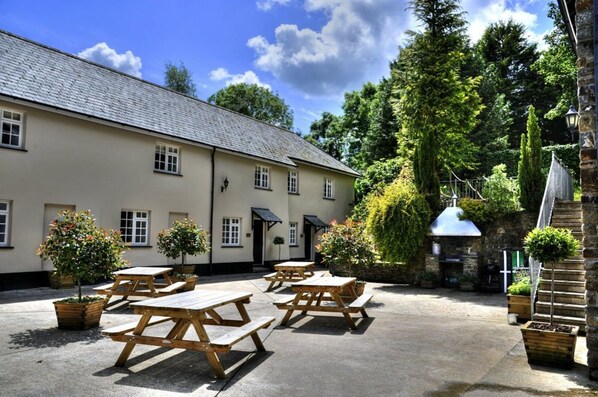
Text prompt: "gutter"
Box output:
[[209, 147, 215, 275]]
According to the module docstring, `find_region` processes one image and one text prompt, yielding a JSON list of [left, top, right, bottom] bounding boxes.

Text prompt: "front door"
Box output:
[[253, 219, 264, 265], [304, 223, 313, 261]]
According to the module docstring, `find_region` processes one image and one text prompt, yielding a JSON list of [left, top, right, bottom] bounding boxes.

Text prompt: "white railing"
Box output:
[[529, 152, 574, 314]]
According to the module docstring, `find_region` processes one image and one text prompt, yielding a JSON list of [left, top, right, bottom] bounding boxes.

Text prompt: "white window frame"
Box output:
[[222, 217, 241, 246], [288, 170, 298, 194], [154, 143, 180, 174], [254, 165, 270, 189], [0, 200, 10, 246], [323, 178, 334, 199], [289, 222, 298, 246], [1, 109, 24, 149], [120, 210, 150, 246]]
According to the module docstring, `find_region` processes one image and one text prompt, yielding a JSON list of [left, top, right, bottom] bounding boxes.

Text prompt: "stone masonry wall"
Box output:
[[576, 0, 598, 379]]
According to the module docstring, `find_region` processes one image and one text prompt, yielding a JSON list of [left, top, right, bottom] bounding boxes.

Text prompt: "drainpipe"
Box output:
[[209, 147, 215, 275]]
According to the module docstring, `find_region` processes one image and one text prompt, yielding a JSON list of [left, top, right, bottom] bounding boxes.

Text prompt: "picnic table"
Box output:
[[273, 276, 373, 330], [94, 266, 187, 301], [264, 261, 315, 291], [101, 289, 275, 379]]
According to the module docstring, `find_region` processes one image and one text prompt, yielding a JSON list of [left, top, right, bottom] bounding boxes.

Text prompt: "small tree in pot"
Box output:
[[157, 219, 209, 289], [273, 236, 285, 261], [37, 210, 128, 329], [521, 226, 581, 368]]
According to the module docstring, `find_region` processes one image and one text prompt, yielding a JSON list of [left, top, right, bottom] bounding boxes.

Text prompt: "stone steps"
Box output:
[[535, 301, 586, 318], [540, 269, 586, 282], [532, 312, 586, 328], [537, 289, 585, 306]]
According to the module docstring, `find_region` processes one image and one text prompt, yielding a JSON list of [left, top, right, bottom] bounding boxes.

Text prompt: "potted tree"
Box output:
[[273, 236, 285, 264], [459, 273, 477, 292], [507, 270, 532, 321], [317, 219, 375, 297], [37, 210, 128, 330], [157, 219, 209, 291], [521, 226, 581, 368]]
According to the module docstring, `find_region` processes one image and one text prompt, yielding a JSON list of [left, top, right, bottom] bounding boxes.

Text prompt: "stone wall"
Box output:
[[576, 0, 598, 380]]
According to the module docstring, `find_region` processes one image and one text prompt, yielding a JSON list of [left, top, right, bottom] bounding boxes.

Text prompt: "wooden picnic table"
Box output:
[[274, 276, 373, 330], [101, 289, 275, 379], [94, 266, 187, 301], [264, 261, 315, 291]]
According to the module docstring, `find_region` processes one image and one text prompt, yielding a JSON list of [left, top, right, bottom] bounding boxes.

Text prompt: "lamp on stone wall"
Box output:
[[221, 177, 229, 192], [565, 104, 579, 143]]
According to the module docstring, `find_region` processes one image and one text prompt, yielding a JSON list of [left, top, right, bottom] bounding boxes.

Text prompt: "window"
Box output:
[[0, 201, 10, 246], [154, 144, 180, 174], [289, 222, 298, 246], [288, 171, 298, 193], [254, 165, 270, 189], [120, 210, 149, 245], [1, 109, 23, 149], [222, 218, 241, 246], [323, 178, 334, 199]]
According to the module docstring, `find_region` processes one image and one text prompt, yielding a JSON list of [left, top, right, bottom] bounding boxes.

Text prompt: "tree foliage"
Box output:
[[483, 164, 521, 218], [304, 112, 345, 161], [208, 83, 293, 130], [366, 170, 431, 263], [518, 105, 545, 211], [157, 219, 210, 274], [164, 61, 197, 97]]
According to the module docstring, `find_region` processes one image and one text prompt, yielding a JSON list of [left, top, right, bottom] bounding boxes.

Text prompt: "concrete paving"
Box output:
[[1, 270, 597, 397]]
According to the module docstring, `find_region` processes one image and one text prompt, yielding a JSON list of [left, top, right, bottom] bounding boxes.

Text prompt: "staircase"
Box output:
[[533, 200, 586, 328]]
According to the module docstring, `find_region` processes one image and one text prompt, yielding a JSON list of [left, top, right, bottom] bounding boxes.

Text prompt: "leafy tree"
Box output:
[[208, 83, 293, 129], [518, 105, 545, 211], [394, 0, 482, 212], [366, 169, 431, 263], [157, 219, 209, 274], [483, 164, 521, 218], [164, 61, 197, 97], [304, 112, 345, 161]]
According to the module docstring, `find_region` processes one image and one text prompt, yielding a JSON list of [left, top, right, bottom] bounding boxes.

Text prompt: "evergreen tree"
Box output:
[[518, 105, 545, 211]]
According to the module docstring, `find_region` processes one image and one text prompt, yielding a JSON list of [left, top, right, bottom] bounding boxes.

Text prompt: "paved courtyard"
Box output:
[[1, 270, 597, 396]]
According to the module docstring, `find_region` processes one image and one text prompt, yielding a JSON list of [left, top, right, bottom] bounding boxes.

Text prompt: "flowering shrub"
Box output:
[[316, 219, 376, 276], [157, 219, 209, 273], [37, 210, 128, 301]]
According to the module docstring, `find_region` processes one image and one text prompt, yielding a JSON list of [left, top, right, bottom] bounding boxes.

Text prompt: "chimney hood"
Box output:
[[428, 206, 481, 237]]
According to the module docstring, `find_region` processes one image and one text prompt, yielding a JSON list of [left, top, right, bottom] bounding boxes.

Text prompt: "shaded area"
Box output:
[[8, 326, 103, 349]]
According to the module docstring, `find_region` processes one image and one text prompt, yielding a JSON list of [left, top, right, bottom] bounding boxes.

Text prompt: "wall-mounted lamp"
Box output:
[[565, 104, 579, 144], [221, 177, 229, 192]]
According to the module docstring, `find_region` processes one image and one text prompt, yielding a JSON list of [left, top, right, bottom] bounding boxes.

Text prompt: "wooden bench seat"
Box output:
[[273, 296, 295, 307], [93, 280, 131, 292], [348, 294, 373, 313], [101, 316, 172, 336], [157, 281, 187, 294], [210, 316, 275, 350]]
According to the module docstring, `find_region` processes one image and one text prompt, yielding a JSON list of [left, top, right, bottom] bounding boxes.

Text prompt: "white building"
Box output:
[[0, 30, 358, 288]]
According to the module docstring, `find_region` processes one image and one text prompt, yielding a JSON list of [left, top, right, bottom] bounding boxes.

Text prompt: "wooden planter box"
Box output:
[[53, 299, 106, 330], [171, 274, 198, 292], [420, 280, 437, 289], [459, 282, 475, 292], [507, 294, 531, 321], [521, 321, 579, 368]]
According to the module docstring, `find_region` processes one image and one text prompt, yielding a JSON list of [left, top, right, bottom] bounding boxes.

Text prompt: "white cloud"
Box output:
[[257, 0, 291, 11], [77, 42, 142, 78], [247, 0, 407, 96], [209, 67, 271, 90]]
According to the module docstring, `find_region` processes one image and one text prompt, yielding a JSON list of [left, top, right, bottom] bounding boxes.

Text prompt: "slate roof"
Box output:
[[0, 30, 358, 177]]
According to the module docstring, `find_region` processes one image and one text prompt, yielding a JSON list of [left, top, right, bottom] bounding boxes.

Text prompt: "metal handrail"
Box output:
[[529, 152, 574, 315]]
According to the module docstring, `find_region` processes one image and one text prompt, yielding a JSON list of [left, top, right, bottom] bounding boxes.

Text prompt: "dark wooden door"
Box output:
[[304, 223, 312, 260], [253, 220, 264, 265]]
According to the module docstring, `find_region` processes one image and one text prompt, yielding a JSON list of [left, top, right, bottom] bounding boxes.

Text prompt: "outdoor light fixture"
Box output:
[[221, 177, 229, 192], [565, 104, 579, 143]]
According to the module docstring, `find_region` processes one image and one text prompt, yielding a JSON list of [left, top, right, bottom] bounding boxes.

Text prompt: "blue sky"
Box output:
[[0, 0, 554, 134]]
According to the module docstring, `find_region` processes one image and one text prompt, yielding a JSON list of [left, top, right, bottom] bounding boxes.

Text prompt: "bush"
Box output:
[[316, 219, 376, 277], [483, 164, 521, 218], [157, 219, 210, 274], [523, 226, 580, 265], [507, 270, 531, 295], [458, 197, 492, 225], [366, 170, 431, 263]]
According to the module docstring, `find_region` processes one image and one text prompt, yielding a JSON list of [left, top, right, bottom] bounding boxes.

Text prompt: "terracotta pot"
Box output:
[[520, 321, 579, 368], [53, 299, 106, 330]]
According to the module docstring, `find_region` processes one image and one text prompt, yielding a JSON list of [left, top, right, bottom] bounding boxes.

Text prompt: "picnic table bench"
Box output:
[[101, 290, 275, 378], [264, 261, 316, 291], [94, 267, 187, 302], [274, 276, 373, 330]]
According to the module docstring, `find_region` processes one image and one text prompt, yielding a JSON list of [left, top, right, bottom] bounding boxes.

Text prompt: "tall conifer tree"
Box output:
[[518, 105, 545, 211]]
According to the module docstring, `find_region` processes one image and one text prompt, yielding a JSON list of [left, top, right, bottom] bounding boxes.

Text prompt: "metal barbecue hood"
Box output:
[[428, 195, 481, 237]]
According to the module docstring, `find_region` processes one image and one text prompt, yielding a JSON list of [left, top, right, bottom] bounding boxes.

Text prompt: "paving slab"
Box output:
[[0, 270, 596, 396]]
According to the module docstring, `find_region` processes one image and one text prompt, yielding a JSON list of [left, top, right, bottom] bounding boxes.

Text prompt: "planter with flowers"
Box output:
[[157, 219, 209, 292], [521, 226, 580, 368], [507, 270, 532, 321], [37, 210, 128, 330], [317, 219, 376, 297]]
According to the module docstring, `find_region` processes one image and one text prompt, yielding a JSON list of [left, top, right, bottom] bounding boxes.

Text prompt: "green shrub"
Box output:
[[507, 271, 531, 295], [523, 226, 580, 264], [459, 273, 477, 283], [458, 197, 492, 225], [483, 164, 521, 218], [317, 218, 376, 276], [366, 170, 431, 263], [157, 219, 210, 274]]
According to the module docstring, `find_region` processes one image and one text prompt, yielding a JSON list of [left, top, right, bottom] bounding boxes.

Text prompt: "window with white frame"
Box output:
[[254, 165, 270, 189], [1, 109, 23, 149], [0, 201, 10, 246], [120, 210, 149, 245], [323, 178, 334, 199], [222, 218, 241, 246], [289, 222, 298, 246], [154, 143, 180, 174], [288, 171, 298, 193]]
